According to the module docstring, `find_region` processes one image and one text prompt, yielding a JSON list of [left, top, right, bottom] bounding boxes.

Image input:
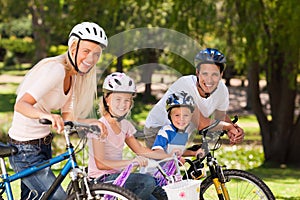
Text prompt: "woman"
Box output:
[[8, 22, 108, 200]]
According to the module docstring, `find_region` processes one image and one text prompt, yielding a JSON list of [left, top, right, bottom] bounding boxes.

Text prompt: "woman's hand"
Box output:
[[39, 113, 64, 133], [49, 114, 65, 133]]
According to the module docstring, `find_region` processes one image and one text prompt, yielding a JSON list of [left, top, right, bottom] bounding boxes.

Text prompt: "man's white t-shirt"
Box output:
[[145, 75, 229, 131]]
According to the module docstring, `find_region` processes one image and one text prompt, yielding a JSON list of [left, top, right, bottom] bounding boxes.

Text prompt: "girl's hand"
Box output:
[[133, 156, 148, 167], [179, 157, 186, 165]]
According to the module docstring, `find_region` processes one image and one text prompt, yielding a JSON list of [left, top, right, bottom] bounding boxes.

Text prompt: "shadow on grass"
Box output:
[[248, 165, 300, 180], [0, 93, 16, 112]]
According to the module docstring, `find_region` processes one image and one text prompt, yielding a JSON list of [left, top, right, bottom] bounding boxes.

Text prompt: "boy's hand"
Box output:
[[195, 148, 205, 158], [170, 148, 183, 157]]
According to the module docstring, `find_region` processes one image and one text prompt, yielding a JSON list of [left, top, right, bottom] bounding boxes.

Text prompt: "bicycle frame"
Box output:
[[0, 124, 83, 200]]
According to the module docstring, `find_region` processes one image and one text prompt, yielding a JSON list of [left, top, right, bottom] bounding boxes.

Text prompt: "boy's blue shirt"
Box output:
[[152, 124, 188, 153]]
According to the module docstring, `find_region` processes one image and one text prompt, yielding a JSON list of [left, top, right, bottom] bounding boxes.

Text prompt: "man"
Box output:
[[143, 48, 244, 148]]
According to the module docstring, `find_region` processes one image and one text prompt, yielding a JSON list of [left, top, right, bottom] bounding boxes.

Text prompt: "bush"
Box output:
[[48, 45, 68, 56], [0, 36, 35, 65]]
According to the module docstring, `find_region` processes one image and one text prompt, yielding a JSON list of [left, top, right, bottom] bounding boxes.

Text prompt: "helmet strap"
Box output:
[[103, 95, 127, 122], [68, 38, 93, 75], [196, 76, 217, 98]]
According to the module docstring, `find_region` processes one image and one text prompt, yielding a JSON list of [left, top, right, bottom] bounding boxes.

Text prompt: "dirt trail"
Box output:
[[0, 74, 269, 118]]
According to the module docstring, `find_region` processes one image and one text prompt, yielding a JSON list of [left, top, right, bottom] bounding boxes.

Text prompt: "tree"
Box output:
[[223, 0, 300, 166], [0, 0, 68, 64]]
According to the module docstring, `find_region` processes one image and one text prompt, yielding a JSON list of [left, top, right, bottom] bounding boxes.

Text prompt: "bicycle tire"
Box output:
[[66, 182, 140, 200], [200, 169, 275, 200]]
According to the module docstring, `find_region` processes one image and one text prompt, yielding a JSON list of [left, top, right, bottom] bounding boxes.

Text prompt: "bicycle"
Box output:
[[0, 119, 139, 200], [140, 116, 275, 200], [185, 116, 275, 200]]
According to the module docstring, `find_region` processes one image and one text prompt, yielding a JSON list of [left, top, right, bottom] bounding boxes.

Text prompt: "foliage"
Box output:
[[0, 37, 35, 64], [0, 37, 34, 54], [220, 0, 300, 166], [48, 45, 68, 57], [0, 0, 299, 166], [0, 16, 32, 38]]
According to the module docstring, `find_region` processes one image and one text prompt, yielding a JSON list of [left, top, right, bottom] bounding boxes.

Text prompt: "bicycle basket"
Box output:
[[162, 179, 201, 200]]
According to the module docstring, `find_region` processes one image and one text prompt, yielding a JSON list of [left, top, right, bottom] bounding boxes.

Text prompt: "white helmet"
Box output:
[[103, 72, 136, 93], [68, 22, 108, 48]]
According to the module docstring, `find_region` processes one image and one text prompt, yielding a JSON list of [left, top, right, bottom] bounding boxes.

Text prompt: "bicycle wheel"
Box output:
[[66, 182, 140, 200], [200, 169, 275, 200]]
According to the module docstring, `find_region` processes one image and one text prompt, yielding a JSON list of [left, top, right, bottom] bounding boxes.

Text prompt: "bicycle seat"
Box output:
[[0, 142, 18, 158]]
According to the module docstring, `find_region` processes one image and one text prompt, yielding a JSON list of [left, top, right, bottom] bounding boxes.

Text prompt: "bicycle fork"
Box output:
[[212, 177, 230, 200], [208, 157, 230, 200]]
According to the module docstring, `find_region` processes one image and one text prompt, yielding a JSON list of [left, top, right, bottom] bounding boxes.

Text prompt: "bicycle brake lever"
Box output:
[[90, 125, 101, 135]]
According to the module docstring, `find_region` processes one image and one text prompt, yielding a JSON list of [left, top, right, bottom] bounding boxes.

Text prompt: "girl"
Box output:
[[88, 72, 172, 200]]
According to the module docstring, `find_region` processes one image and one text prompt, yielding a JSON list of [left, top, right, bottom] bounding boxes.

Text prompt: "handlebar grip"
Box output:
[[39, 118, 52, 125], [232, 115, 239, 124], [39, 119, 75, 127]]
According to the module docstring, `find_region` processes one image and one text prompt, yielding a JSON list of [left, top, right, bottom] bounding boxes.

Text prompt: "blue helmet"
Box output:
[[166, 91, 195, 112], [194, 48, 226, 72]]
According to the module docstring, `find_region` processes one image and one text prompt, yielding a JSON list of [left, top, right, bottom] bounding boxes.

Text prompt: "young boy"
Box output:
[[152, 91, 204, 158]]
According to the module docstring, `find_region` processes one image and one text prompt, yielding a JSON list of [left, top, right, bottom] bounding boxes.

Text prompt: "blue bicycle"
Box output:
[[0, 119, 139, 200]]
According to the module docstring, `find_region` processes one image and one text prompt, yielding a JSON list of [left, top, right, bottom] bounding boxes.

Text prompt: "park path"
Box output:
[[0, 73, 268, 118]]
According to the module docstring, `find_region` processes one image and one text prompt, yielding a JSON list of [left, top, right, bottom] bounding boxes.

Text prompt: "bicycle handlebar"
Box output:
[[139, 155, 178, 173], [39, 118, 101, 135], [199, 115, 239, 137]]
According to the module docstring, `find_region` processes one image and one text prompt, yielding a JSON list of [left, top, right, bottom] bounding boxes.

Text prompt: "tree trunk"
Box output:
[[287, 117, 300, 166], [249, 56, 299, 166], [117, 55, 123, 72], [29, 0, 49, 64], [141, 49, 159, 102]]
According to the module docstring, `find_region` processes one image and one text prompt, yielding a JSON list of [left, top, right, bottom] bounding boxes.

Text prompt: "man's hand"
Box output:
[[227, 124, 244, 145]]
